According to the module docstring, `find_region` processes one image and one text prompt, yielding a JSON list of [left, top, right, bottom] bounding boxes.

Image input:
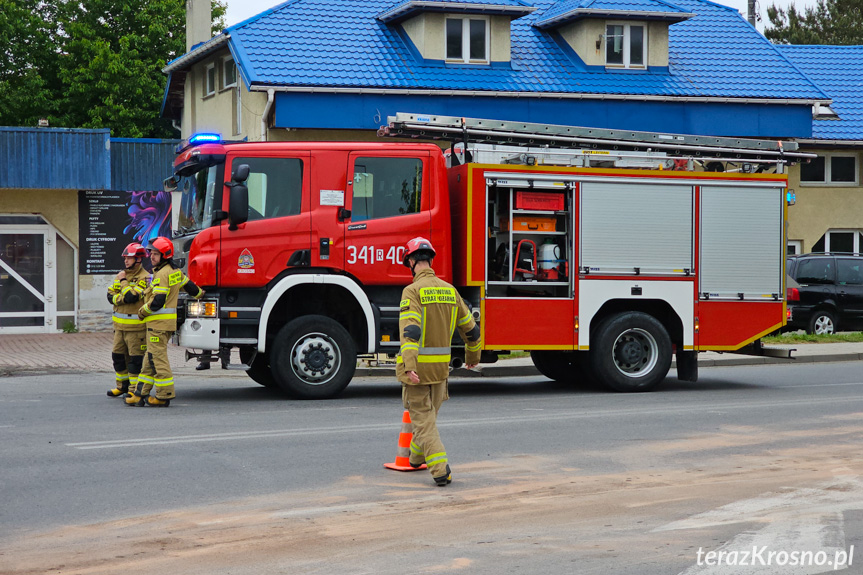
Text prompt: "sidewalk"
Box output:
[[1, 332, 861, 378]]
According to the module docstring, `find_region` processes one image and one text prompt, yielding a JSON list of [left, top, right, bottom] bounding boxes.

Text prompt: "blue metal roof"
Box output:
[[778, 45, 863, 141], [214, 0, 827, 101], [0, 127, 111, 190], [378, 0, 536, 22], [535, 0, 692, 28]]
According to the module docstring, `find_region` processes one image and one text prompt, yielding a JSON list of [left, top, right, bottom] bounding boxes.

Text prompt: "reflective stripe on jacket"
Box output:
[[141, 264, 186, 331], [108, 264, 149, 331], [396, 268, 481, 385]]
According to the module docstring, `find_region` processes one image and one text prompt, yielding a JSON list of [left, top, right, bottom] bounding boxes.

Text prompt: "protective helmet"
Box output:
[[121, 242, 147, 258], [148, 236, 174, 259], [402, 237, 436, 267]]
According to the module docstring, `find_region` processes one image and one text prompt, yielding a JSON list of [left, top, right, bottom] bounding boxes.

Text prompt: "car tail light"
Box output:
[[787, 287, 800, 302]]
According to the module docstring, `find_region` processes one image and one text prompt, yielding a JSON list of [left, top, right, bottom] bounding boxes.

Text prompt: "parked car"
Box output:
[[786, 253, 863, 334]]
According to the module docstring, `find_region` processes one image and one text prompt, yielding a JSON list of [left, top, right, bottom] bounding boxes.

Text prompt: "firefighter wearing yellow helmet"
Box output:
[[125, 237, 204, 407], [106, 242, 150, 397], [397, 237, 482, 486]]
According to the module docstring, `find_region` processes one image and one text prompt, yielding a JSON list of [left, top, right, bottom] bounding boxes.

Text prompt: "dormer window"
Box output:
[[605, 23, 645, 68], [378, 1, 535, 65], [446, 16, 489, 63]]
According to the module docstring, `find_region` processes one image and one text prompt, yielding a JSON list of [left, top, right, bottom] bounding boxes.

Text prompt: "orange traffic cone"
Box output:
[[383, 410, 427, 471]]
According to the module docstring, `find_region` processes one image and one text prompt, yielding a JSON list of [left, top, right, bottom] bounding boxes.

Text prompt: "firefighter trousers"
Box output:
[[111, 328, 146, 391], [403, 382, 450, 478], [136, 329, 176, 400]]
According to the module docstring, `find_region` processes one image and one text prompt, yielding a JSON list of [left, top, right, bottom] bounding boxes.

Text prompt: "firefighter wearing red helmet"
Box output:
[[106, 242, 150, 397], [397, 237, 482, 486], [125, 236, 204, 407]]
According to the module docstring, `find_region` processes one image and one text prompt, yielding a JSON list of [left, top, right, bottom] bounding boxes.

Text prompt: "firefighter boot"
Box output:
[[434, 464, 452, 487], [145, 396, 171, 408], [107, 383, 129, 397], [124, 393, 147, 407]]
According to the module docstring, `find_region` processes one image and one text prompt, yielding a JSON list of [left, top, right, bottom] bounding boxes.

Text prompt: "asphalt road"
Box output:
[[4, 362, 863, 574]]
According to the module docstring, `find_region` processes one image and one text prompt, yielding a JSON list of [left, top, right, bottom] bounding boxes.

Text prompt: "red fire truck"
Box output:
[[167, 114, 807, 399]]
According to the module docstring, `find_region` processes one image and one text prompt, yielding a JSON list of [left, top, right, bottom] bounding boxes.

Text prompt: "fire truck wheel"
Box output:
[[590, 312, 672, 392], [239, 347, 275, 387], [530, 351, 592, 384], [271, 315, 357, 399]]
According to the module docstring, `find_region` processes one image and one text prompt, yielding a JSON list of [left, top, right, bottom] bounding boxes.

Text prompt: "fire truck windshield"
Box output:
[[177, 165, 220, 234]]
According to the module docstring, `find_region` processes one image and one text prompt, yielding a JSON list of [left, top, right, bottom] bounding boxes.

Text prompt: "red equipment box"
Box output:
[[515, 191, 565, 211]]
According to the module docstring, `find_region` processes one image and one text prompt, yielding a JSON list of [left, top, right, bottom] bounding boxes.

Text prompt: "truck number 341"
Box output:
[[347, 245, 406, 266]]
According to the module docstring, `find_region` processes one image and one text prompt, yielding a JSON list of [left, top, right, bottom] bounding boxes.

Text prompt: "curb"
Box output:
[[3, 352, 861, 379]]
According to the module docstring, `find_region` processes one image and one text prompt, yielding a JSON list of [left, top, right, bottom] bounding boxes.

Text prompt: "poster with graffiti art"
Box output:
[[78, 190, 172, 275]]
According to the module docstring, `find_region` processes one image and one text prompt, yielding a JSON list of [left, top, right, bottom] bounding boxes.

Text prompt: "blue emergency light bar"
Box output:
[[189, 133, 221, 145]]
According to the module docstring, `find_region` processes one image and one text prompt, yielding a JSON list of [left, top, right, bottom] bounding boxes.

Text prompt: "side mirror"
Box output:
[[228, 185, 248, 230], [232, 163, 250, 183], [163, 175, 179, 192], [228, 164, 250, 230]]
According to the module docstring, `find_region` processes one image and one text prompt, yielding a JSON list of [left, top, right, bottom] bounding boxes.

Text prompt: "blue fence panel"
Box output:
[[110, 138, 181, 192], [0, 127, 111, 190]]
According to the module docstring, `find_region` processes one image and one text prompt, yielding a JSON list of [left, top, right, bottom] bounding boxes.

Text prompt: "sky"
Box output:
[[223, 0, 818, 31]]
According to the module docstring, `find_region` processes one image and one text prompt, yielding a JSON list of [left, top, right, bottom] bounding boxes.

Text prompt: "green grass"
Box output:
[[497, 351, 531, 359], [762, 332, 863, 344]]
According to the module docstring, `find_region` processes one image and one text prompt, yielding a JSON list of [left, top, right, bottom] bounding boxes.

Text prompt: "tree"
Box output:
[[0, 1, 63, 127], [0, 0, 226, 138], [765, 0, 863, 44]]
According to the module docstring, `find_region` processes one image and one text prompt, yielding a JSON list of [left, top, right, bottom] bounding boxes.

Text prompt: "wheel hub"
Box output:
[[291, 334, 340, 384], [612, 328, 658, 377]]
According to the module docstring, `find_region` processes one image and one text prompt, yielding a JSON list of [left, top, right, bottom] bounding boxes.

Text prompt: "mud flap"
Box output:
[[676, 350, 698, 382]]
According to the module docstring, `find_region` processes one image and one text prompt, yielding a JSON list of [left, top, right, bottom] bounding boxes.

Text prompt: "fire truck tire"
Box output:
[[270, 315, 357, 399], [239, 348, 275, 387], [590, 312, 672, 392], [530, 351, 592, 383]]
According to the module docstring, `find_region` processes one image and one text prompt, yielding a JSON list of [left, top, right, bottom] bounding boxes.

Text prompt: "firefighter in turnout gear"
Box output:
[[126, 237, 204, 407], [106, 243, 150, 397], [397, 237, 482, 486]]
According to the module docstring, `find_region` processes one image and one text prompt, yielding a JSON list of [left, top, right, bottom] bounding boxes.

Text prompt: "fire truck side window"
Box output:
[[351, 157, 422, 221], [234, 157, 303, 221]]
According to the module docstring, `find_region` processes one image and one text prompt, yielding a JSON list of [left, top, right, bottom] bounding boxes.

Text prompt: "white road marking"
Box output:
[[66, 394, 863, 450], [658, 475, 863, 575]]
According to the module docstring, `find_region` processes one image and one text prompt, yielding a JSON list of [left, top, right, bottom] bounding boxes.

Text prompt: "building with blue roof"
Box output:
[[777, 45, 863, 256], [163, 0, 830, 142]]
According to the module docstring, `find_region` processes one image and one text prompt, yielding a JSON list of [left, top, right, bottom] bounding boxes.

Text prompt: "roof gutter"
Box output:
[[795, 139, 863, 146], [249, 85, 832, 107], [163, 34, 231, 74]]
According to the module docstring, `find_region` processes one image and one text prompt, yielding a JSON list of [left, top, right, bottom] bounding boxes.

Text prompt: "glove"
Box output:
[[137, 306, 151, 320]]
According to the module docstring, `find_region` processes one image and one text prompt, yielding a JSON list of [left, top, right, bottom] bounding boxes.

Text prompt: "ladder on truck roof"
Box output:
[[377, 113, 816, 171]]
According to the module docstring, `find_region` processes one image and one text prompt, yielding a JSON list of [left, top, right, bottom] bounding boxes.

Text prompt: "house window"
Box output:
[[204, 63, 215, 97], [800, 153, 858, 185], [606, 23, 646, 68], [812, 230, 863, 254], [445, 16, 488, 63], [351, 157, 423, 221], [787, 240, 802, 255], [223, 57, 237, 89]]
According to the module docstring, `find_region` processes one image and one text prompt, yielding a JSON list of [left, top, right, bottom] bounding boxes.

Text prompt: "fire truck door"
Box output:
[[219, 153, 311, 288], [344, 152, 431, 285]]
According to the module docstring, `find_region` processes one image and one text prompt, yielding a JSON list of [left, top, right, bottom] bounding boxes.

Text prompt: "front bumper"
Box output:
[[178, 317, 220, 350]]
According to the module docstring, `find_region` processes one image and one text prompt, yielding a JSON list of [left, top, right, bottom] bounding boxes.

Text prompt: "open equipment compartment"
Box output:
[[485, 174, 574, 299]]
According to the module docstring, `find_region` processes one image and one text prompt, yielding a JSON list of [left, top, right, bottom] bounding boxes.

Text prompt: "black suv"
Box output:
[[786, 253, 863, 334]]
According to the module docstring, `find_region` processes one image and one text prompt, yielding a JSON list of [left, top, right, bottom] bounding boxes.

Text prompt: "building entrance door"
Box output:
[[0, 215, 77, 333]]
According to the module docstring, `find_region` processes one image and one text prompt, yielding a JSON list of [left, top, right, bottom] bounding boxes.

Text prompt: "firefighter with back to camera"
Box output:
[[397, 237, 482, 486], [106, 243, 150, 397], [125, 237, 204, 407]]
